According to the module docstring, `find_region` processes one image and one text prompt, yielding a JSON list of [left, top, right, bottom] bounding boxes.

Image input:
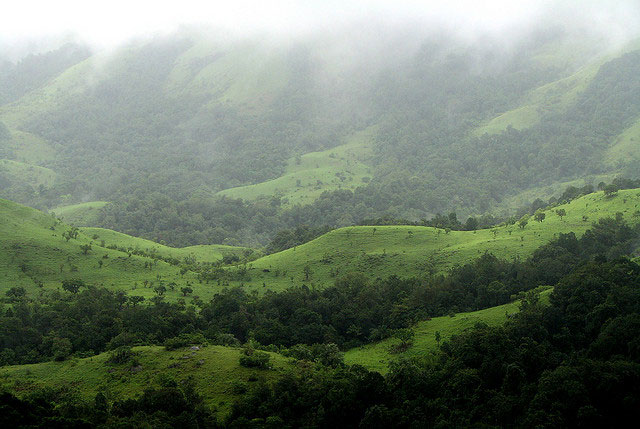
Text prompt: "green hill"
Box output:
[[221, 189, 640, 292], [0, 345, 289, 416], [0, 198, 250, 301], [217, 127, 375, 207], [3, 189, 639, 299], [344, 287, 553, 373], [2, 30, 640, 249], [50, 201, 109, 226]]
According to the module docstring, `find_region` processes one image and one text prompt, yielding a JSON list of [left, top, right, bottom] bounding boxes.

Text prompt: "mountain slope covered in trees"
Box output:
[[1, 27, 640, 246]]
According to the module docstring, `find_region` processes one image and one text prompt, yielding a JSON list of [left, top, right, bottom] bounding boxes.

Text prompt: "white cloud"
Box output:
[[0, 0, 638, 49]]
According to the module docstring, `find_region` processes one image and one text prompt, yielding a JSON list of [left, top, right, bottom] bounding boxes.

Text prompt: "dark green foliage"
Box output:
[[163, 333, 206, 351], [107, 346, 137, 365], [61, 278, 85, 294], [227, 259, 640, 428], [239, 349, 271, 369], [0, 378, 218, 428]]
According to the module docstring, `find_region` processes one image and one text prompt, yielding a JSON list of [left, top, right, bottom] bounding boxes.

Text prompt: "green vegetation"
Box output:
[[3, 32, 640, 250], [0, 198, 250, 301], [218, 128, 374, 207], [0, 159, 56, 188], [0, 345, 288, 415], [219, 189, 640, 292], [344, 288, 552, 373], [80, 226, 255, 264], [50, 201, 108, 226]]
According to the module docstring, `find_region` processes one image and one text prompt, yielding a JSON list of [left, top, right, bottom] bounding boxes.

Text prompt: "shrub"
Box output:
[[163, 333, 206, 351], [239, 350, 271, 369], [107, 346, 138, 365]]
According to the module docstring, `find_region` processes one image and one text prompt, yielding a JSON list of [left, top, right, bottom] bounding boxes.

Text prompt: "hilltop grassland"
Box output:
[[344, 288, 553, 373], [80, 226, 256, 264], [0, 198, 250, 302], [0, 345, 289, 416], [2, 189, 639, 300], [223, 189, 640, 292]]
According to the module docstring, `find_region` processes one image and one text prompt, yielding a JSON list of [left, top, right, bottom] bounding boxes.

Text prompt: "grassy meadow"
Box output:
[[0, 345, 290, 416], [345, 287, 553, 373], [0, 198, 249, 302], [224, 189, 640, 293]]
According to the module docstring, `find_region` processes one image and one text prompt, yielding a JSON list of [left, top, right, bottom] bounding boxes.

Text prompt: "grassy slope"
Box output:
[[50, 201, 109, 226], [474, 61, 601, 136], [217, 127, 375, 207], [80, 226, 255, 264], [345, 288, 553, 373], [0, 198, 249, 302], [0, 345, 289, 416], [226, 189, 640, 293], [165, 39, 289, 106], [0, 159, 57, 188]]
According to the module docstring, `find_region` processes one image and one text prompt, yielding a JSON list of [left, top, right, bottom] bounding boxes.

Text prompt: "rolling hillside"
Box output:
[[1, 29, 639, 244], [3, 189, 639, 298], [0, 198, 250, 301], [344, 287, 553, 373], [217, 127, 375, 207], [220, 189, 640, 292], [0, 345, 289, 416]]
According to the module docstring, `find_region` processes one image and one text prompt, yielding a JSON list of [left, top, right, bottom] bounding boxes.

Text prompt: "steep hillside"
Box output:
[[217, 127, 375, 206]]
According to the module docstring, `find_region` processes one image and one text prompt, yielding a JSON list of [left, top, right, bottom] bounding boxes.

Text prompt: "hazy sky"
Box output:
[[1, 0, 639, 49]]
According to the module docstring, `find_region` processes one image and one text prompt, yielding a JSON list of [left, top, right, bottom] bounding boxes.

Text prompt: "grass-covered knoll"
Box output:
[[0, 198, 248, 301], [226, 189, 640, 292], [344, 288, 552, 373], [81, 226, 256, 264], [50, 201, 109, 226], [217, 128, 374, 207], [0, 159, 56, 188], [0, 345, 289, 416]]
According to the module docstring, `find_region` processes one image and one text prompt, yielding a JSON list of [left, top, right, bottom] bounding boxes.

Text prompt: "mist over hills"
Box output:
[[1, 22, 639, 246]]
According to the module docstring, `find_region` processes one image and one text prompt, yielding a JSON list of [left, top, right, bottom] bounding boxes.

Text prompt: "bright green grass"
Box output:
[[494, 173, 616, 215], [0, 345, 290, 416], [0, 198, 248, 302], [0, 159, 57, 188], [81, 226, 256, 264], [50, 201, 109, 226], [344, 288, 553, 373], [217, 127, 375, 206], [225, 189, 640, 293]]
